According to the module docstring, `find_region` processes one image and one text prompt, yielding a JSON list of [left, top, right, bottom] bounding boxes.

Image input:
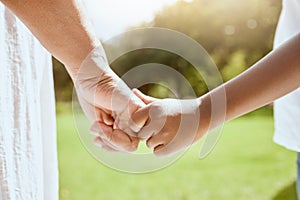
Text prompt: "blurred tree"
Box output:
[[151, 0, 281, 70], [53, 0, 282, 101]]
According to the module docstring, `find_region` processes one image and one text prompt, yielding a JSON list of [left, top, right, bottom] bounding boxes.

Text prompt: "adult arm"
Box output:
[[1, 0, 143, 152], [1, 0, 97, 71]]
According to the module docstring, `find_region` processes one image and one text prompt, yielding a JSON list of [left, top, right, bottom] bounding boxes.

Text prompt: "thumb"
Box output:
[[130, 104, 151, 131], [132, 89, 157, 105]]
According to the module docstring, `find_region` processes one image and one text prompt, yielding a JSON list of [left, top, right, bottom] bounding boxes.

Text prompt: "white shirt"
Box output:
[[0, 4, 58, 200], [273, 0, 300, 151]]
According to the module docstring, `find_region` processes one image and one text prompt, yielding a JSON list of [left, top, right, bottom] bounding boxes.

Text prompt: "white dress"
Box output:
[[273, 0, 300, 151], [0, 4, 58, 200]]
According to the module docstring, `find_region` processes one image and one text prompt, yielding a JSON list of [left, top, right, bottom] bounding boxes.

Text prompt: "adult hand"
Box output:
[[132, 89, 202, 157], [73, 46, 144, 152], [76, 94, 139, 153]]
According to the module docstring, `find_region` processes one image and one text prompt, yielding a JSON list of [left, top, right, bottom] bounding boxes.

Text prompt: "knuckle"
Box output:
[[104, 133, 114, 143], [161, 131, 170, 138], [149, 104, 163, 118], [130, 143, 138, 152], [146, 139, 153, 148], [154, 149, 166, 157], [130, 138, 139, 150], [125, 142, 138, 152]]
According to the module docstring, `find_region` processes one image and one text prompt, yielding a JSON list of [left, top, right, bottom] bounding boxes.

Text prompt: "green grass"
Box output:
[[58, 113, 297, 200]]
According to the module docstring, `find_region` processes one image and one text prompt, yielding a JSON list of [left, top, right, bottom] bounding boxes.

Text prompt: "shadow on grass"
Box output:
[[273, 181, 298, 200]]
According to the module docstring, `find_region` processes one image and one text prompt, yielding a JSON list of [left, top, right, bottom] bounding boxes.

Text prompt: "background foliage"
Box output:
[[54, 1, 298, 198], [53, 0, 282, 101]]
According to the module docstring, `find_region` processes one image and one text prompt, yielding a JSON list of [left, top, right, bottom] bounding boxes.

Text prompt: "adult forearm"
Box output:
[[200, 33, 300, 133], [1, 0, 99, 73]]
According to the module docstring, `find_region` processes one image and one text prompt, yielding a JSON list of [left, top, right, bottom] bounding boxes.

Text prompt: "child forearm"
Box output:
[[200, 33, 300, 133]]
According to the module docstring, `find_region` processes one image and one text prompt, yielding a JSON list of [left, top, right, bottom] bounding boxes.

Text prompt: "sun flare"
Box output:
[[84, 0, 180, 39]]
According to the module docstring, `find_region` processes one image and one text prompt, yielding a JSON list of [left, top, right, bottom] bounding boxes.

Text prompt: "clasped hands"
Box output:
[[74, 46, 203, 157]]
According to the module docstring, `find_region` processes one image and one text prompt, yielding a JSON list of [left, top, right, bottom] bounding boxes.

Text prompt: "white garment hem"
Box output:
[[274, 131, 300, 152]]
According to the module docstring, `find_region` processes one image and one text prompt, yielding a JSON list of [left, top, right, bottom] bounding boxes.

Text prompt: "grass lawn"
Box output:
[[57, 112, 297, 200]]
